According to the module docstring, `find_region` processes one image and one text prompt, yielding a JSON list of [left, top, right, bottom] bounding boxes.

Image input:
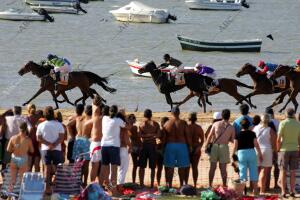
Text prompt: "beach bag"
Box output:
[[201, 189, 220, 200], [76, 183, 111, 200], [179, 185, 197, 196], [229, 179, 246, 196], [205, 124, 229, 154]]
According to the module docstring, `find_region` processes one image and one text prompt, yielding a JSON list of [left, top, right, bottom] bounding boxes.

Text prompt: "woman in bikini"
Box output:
[[7, 122, 34, 192]]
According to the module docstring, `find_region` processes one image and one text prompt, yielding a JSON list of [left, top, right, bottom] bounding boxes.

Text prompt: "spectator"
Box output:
[[7, 122, 34, 192], [68, 105, 92, 186], [252, 115, 261, 128], [253, 114, 277, 194], [37, 106, 65, 195], [55, 111, 67, 163], [138, 109, 160, 188], [99, 105, 125, 193], [277, 108, 300, 198], [26, 104, 41, 172], [162, 107, 191, 187], [233, 118, 263, 195], [205, 112, 222, 139], [233, 104, 253, 136], [128, 114, 140, 184], [187, 112, 205, 188], [156, 117, 169, 186], [118, 110, 132, 186], [4, 106, 32, 168], [66, 104, 84, 163], [206, 109, 235, 187]]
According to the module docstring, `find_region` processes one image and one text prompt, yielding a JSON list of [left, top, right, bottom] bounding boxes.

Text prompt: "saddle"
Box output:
[[50, 70, 69, 86], [207, 79, 220, 93]]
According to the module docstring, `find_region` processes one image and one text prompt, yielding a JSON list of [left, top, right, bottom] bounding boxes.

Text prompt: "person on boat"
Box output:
[[257, 60, 278, 78], [160, 54, 182, 69], [46, 54, 72, 83], [294, 59, 300, 72], [194, 63, 216, 79]]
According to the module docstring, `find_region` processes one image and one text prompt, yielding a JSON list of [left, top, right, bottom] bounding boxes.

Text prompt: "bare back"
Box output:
[[163, 118, 188, 144], [188, 123, 204, 147], [91, 115, 102, 141], [82, 117, 93, 139]]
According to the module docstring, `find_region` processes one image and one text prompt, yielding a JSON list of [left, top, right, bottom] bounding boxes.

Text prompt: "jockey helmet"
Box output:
[[258, 60, 265, 68], [47, 54, 56, 60], [164, 54, 170, 61], [296, 59, 300, 66], [195, 63, 202, 68]]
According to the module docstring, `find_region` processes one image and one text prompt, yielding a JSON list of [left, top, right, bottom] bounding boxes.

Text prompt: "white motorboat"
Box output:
[[31, 4, 87, 14], [110, 1, 177, 23], [185, 0, 248, 10], [127, 59, 178, 77], [0, 8, 54, 21], [25, 0, 78, 7]]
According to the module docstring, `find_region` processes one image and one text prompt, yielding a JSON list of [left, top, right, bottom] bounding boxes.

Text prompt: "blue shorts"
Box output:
[[237, 149, 258, 181], [101, 146, 120, 166], [72, 137, 91, 161], [163, 143, 190, 168], [41, 150, 63, 165]]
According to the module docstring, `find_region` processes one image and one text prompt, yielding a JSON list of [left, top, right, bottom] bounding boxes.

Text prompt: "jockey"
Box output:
[[194, 63, 216, 79], [295, 59, 300, 72], [160, 54, 182, 69], [46, 54, 72, 82], [257, 60, 278, 78]]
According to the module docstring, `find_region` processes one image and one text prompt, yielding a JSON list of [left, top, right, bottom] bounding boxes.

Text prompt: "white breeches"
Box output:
[[117, 147, 129, 185], [54, 64, 72, 73]]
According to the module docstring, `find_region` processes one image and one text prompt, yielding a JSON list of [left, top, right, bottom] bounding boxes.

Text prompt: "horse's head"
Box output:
[[270, 65, 292, 79], [18, 61, 34, 76], [236, 63, 256, 77], [138, 61, 158, 74]]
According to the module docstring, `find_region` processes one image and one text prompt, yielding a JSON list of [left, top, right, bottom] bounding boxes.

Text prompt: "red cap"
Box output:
[[296, 59, 300, 65], [258, 60, 265, 67]]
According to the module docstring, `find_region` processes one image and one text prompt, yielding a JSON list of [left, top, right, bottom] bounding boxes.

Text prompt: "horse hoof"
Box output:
[[253, 106, 257, 109], [207, 102, 212, 106], [22, 103, 27, 106], [279, 109, 284, 113]]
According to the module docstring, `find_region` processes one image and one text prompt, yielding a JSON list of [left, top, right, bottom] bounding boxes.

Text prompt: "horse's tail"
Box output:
[[234, 80, 254, 89], [83, 71, 117, 93]]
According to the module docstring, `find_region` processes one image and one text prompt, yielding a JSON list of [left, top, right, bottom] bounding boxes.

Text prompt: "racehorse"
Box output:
[[270, 65, 299, 112], [138, 61, 254, 112], [236, 63, 291, 109], [18, 61, 116, 109]]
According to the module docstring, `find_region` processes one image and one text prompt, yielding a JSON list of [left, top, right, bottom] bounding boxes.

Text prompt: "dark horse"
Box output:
[[236, 63, 291, 109], [270, 65, 299, 112], [138, 61, 254, 112], [18, 61, 116, 109]]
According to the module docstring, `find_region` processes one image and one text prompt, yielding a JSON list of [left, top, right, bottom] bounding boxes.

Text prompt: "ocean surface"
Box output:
[[0, 0, 299, 113]]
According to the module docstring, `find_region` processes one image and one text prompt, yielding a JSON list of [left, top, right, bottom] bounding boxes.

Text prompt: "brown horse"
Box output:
[[236, 63, 291, 109], [138, 61, 254, 112], [270, 65, 299, 112], [18, 61, 116, 109]]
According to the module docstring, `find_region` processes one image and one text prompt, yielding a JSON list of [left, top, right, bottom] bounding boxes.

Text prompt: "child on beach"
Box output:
[[7, 122, 34, 192]]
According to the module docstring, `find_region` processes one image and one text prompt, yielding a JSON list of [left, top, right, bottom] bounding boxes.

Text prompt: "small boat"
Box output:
[[25, 0, 78, 7], [110, 1, 177, 23], [126, 59, 175, 77], [0, 8, 54, 22], [185, 0, 249, 10], [31, 3, 87, 14], [177, 35, 262, 52]]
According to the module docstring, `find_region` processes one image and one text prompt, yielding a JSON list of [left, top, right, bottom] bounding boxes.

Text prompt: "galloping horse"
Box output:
[[236, 63, 291, 109], [270, 65, 299, 112], [18, 61, 116, 109], [138, 61, 254, 112]]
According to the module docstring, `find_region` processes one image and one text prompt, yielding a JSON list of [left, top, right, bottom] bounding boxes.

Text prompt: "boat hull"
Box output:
[[185, 0, 241, 10], [25, 0, 78, 7], [111, 13, 168, 23], [0, 13, 45, 21], [177, 35, 262, 52], [31, 5, 78, 14]]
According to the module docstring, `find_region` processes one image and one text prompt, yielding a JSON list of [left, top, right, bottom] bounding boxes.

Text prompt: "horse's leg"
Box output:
[[173, 91, 195, 107], [205, 94, 212, 106], [229, 92, 256, 109], [291, 98, 299, 112], [59, 91, 75, 106], [267, 91, 289, 109], [49, 90, 59, 110], [23, 87, 46, 106], [236, 91, 260, 108], [89, 88, 106, 103], [279, 90, 299, 113], [165, 93, 173, 110], [199, 92, 206, 113]]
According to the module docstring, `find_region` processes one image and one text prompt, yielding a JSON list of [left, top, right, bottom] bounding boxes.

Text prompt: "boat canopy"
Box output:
[[111, 1, 169, 15]]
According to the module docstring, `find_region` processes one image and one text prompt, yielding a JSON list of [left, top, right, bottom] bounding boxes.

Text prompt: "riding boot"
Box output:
[[55, 71, 60, 90]]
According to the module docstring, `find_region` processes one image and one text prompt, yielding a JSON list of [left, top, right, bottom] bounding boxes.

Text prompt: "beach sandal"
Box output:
[[280, 194, 288, 199], [290, 193, 296, 198]]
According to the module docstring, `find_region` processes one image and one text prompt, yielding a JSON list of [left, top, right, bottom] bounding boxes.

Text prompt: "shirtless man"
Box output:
[[187, 112, 205, 187], [162, 107, 191, 187], [89, 96, 104, 183], [66, 104, 84, 163], [68, 105, 92, 186]]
